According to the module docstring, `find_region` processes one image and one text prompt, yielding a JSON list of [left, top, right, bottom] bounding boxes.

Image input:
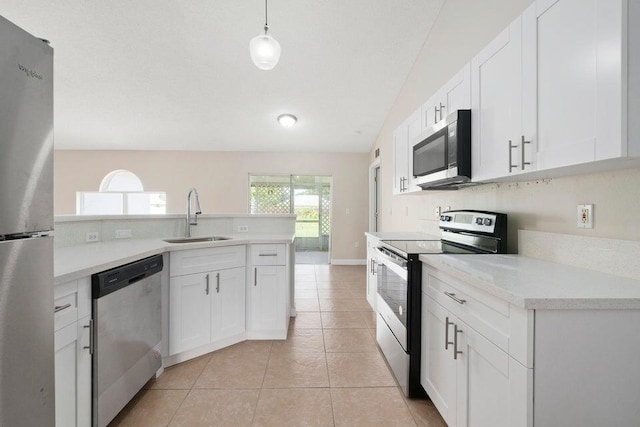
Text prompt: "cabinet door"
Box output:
[[55, 322, 79, 427], [421, 295, 457, 426], [250, 266, 287, 333], [393, 120, 410, 195], [471, 16, 523, 181], [422, 92, 441, 132], [406, 109, 423, 192], [366, 251, 377, 310], [211, 267, 246, 342], [77, 316, 92, 427], [169, 272, 211, 355], [455, 319, 532, 427], [440, 63, 471, 118], [522, 0, 622, 170]]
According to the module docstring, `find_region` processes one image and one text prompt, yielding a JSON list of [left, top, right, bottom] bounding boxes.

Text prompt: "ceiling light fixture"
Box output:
[[277, 114, 297, 128], [249, 0, 281, 71]]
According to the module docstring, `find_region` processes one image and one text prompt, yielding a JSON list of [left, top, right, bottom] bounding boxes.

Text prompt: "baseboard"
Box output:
[[330, 258, 367, 265], [163, 332, 246, 368]]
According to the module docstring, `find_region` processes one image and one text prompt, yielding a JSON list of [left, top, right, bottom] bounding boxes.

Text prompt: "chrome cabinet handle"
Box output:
[[445, 316, 454, 350], [258, 253, 278, 257], [54, 303, 71, 313], [508, 140, 518, 172], [254, 267, 258, 286], [444, 291, 466, 304], [399, 177, 403, 192], [439, 103, 445, 121], [205, 274, 210, 295], [216, 272, 220, 294], [83, 320, 94, 354], [434, 105, 439, 123], [454, 324, 463, 360], [521, 135, 531, 170]]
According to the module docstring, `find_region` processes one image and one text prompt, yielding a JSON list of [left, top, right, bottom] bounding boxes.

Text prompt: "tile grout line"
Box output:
[[249, 340, 273, 426], [163, 355, 211, 427]]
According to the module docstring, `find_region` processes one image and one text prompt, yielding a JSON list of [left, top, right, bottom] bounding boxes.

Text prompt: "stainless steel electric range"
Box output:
[[375, 210, 508, 397]]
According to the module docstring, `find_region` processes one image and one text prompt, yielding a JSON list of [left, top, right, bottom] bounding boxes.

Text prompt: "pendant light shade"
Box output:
[[249, 33, 281, 70], [250, 0, 281, 71]]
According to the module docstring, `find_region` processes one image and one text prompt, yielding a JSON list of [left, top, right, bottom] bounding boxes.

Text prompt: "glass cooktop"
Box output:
[[382, 239, 480, 256]]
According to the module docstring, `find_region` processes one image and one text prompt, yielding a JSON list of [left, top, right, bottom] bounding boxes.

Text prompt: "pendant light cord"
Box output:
[[264, 0, 269, 33]]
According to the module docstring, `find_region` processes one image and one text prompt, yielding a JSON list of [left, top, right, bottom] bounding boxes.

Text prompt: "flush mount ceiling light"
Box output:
[[249, 0, 281, 71], [277, 114, 297, 128]]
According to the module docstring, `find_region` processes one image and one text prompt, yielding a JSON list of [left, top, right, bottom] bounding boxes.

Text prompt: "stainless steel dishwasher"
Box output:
[[91, 254, 163, 427]]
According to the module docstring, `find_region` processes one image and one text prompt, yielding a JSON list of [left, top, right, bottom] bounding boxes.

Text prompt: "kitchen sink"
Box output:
[[163, 236, 232, 244]]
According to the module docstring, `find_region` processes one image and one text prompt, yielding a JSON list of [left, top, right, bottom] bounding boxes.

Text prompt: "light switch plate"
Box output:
[[115, 229, 132, 239]]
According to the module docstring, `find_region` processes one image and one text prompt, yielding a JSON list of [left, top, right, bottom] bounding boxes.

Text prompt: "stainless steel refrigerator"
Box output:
[[0, 15, 55, 426]]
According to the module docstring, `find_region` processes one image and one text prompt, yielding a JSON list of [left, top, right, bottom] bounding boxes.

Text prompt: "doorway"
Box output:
[[249, 174, 332, 264]]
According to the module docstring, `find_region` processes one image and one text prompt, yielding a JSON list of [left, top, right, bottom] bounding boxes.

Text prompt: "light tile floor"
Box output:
[[109, 265, 446, 427]]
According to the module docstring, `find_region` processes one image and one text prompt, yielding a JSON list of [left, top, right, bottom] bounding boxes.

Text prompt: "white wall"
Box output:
[[369, 0, 640, 253], [54, 150, 369, 260]]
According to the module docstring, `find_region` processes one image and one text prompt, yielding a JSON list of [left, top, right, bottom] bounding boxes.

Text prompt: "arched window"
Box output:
[[76, 170, 166, 215]]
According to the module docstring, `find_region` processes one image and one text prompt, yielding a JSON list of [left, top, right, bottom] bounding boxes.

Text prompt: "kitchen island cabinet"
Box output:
[[420, 254, 640, 427]]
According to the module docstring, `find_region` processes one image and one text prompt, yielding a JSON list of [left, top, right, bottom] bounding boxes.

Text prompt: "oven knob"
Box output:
[[476, 217, 484, 225], [483, 218, 492, 226], [446, 216, 452, 221], [440, 215, 445, 221]]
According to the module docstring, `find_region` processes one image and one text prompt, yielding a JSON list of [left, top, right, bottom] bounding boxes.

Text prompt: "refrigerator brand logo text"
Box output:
[[18, 64, 43, 80]]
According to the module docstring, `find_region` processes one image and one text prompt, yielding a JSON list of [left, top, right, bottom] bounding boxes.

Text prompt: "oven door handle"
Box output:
[[375, 247, 408, 281]]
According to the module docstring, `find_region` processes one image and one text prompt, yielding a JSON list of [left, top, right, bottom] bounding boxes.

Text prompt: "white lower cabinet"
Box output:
[[366, 237, 379, 310], [169, 267, 246, 355], [421, 293, 531, 427], [211, 267, 246, 342], [54, 278, 91, 427], [169, 272, 212, 355], [248, 265, 287, 338]]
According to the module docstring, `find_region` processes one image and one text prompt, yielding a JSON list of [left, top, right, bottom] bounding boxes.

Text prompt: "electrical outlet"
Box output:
[[444, 206, 451, 213], [237, 225, 249, 232], [435, 206, 441, 219], [115, 229, 132, 239], [577, 204, 594, 228], [354, 241, 360, 248], [86, 232, 99, 243]]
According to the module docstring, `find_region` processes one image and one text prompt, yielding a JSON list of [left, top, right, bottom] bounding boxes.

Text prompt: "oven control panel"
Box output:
[[439, 211, 498, 233]]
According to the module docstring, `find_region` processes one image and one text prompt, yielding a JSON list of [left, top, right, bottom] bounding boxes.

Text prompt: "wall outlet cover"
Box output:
[[86, 231, 100, 242], [237, 225, 249, 232], [434, 206, 441, 219], [577, 204, 594, 228]]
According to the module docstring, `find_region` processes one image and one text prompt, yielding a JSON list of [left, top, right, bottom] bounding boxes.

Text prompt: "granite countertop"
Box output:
[[365, 231, 441, 241], [54, 233, 295, 285], [420, 254, 640, 310]]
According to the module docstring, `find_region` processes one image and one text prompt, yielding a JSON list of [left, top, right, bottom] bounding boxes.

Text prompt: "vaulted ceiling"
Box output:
[[3, 0, 444, 152]]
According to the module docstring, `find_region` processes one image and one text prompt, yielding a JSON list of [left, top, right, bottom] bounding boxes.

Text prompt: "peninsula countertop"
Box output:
[[54, 233, 295, 285]]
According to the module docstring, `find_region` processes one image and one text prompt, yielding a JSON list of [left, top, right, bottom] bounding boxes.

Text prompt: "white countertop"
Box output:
[[365, 231, 440, 241], [419, 254, 640, 310], [54, 233, 295, 285]]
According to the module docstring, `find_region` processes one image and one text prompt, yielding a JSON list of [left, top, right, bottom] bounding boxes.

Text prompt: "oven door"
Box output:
[[375, 247, 408, 350]]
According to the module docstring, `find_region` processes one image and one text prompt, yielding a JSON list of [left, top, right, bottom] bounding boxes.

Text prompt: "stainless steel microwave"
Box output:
[[413, 110, 471, 190]]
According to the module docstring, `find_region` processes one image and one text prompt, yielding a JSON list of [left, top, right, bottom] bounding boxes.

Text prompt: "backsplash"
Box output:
[[53, 214, 296, 248], [519, 230, 640, 280]]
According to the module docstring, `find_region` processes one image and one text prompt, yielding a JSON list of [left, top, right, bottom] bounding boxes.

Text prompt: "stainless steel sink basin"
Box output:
[[164, 236, 232, 244]]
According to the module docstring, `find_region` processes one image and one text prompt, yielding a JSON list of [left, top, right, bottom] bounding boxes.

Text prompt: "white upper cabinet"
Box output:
[[522, 0, 625, 171], [393, 119, 410, 195], [423, 64, 472, 132], [471, 16, 524, 181], [406, 109, 423, 193]]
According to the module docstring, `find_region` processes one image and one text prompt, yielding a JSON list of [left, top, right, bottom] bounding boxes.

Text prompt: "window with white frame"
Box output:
[[76, 170, 167, 215]]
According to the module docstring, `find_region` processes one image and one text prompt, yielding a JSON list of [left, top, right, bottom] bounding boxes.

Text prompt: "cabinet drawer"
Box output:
[[54, 280, 79, 332], [424, 268, 510, 354], [251, 244, 286, 266], [170, 245, 246, 277]]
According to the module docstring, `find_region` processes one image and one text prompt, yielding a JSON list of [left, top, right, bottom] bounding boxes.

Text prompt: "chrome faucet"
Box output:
[[186, 188, 202, 237]]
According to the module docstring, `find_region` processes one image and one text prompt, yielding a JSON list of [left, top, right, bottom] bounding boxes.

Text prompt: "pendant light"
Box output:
[[249, 0, 281, 70]]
